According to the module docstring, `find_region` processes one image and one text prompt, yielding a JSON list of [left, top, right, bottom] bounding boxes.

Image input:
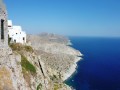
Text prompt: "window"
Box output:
[[14, 39, 16, 43], [23, 37, 25, 40], [1, 19, 4, 40]]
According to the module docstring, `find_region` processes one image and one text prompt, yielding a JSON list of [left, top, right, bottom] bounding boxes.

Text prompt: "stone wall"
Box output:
[[0, 0, 8, 47]]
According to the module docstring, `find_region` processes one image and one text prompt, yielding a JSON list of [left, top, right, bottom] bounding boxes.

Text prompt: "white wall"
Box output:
[[8, 20, 26, 44], [8, 20, 12, 27]]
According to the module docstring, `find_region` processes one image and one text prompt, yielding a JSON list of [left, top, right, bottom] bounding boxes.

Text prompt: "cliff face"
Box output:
[[0, 47, 71, 90], [27, 34, 82, 81], [0, 33, 82, 90], [0, 53, 26, 90]]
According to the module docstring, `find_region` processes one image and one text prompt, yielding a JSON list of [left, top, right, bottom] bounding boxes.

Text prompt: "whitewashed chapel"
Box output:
[[8, 20, 26, 44], [0, 0, 26, 45]]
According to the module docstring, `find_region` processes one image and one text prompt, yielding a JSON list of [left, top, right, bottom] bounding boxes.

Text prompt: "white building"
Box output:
[[8, 20, 26, 44]]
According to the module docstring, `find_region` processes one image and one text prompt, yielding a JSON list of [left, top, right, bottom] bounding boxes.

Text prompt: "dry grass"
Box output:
[[10, 43, 33, 52], [0, 67, 14, 90]]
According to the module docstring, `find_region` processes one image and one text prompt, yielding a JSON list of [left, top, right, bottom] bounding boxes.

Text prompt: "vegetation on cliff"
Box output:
[[9, 43, 38, 88], [21, 54, 36, 75], [9, 43, 33, 52], [9, 43, 36, 74]]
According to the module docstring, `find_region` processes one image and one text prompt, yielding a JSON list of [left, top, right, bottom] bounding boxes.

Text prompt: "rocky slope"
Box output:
[[27, 33, 83, 80], [0, 33, 82, 90]]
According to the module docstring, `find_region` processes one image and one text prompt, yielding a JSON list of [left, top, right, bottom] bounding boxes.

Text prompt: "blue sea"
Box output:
[[65, 37, 120, 90]]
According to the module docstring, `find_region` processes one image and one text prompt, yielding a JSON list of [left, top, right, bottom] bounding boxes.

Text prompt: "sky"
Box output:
[[4, 0, 120, 37]]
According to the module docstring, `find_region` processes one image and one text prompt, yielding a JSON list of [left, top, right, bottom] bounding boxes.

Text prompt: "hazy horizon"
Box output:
[[4, 0, 120, 37]]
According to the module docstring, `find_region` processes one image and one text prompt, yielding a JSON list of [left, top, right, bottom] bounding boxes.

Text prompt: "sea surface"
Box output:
[[65, 37, 120, 90]]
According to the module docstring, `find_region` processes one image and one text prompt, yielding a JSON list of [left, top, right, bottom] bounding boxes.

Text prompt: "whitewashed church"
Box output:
[[8, 20, 26, 44]]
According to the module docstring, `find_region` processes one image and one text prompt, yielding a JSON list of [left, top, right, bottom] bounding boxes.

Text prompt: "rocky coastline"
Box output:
[[27, 33, 83, 81], [63, 56, 82, 81]]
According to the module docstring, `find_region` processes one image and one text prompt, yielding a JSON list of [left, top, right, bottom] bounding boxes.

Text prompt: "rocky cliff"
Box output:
[[0, 33, 82, 90]]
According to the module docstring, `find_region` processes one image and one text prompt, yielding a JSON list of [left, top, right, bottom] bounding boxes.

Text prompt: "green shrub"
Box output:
[[24, 45, 33, 52], [50, 75, 58, 81], [21, 55, 36, 75], [37, 83, 42, 90], [54, 83, 60, 90]]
